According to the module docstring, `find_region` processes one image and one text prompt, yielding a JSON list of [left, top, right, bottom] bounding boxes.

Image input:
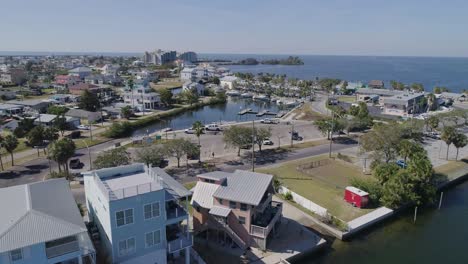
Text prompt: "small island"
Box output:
[[232, 56, 304, 66]]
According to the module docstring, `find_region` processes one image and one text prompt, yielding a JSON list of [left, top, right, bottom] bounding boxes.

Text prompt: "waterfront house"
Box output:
[[439, 92, 466, 102], [220, 76, 238, 90], [83, 164, 192, 264], [191, 170, 283, 250], [66, 109, 102, 124], [34, 113, 80, 128], [182, 81, 205, 95], [123, 84, 161, 111], [367, 80, 384, 89], [382, 92, 425, 117], [180, 67, 196, 81], [355, 88, 403, 105], [0, 178, 96, 264]]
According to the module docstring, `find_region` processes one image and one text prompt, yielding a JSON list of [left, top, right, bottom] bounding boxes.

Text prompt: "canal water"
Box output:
[[299, 181, 468, 264], [133, 97, 287, 136]]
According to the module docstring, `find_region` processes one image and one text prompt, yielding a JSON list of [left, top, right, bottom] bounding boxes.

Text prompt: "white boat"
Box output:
[[253, 94, 269, 101], [241, 92, 253, 98], [226, 90, 241, 96], [285, 100, 299, 107]]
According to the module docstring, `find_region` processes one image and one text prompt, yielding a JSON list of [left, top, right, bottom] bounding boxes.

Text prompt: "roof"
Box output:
[[0, 103, 23, 110], [213, 170, 273, 206], [66, 108, 101, 119], [191, 182, 220, 209], [220, 76, 238, 82], [0, 179, 87, 253], [35, 114, 57, 123], [197, 171, 231, 181], [152, 167, 192, 198], [368, 80, 384, 87], [69, 83, 99, 91], [383, 93, 425, 105], [9, 99, 49, 107], [209, 206, 231, 217], [345, 186, 369, 196], [356, 88, 402, 97], [69, 67, 92, 73]]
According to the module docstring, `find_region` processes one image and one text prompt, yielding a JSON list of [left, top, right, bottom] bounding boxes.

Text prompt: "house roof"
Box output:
[[0, 179, 87, 253], [197, 171, 230, 181], [368, 80, 384, 87], [220, 76, 238, 82], [69, 83, 99, 91], [213, 170, 273, 206], [152, 167, 192, 198], [383, 93, 425, 105], [356, 88, 402, 97], [66, 108, 101, 119], [191, 182, 220, 209], [209, 206, 231, 217], [69, 67, 92, 73], [35, 114, 57, 123]]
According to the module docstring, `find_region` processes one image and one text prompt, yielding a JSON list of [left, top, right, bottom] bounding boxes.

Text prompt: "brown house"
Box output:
[[191, 170, 282, 250]]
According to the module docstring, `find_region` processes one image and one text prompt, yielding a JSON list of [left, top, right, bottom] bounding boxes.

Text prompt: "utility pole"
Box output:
[[329, 111, 334, 158], [252, 120, 255, 172], [290, 122, 294, 147]]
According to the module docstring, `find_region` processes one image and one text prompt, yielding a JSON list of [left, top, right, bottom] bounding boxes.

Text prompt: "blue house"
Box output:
[[83, 164, 192, 264], [0, 179, 95, 264]]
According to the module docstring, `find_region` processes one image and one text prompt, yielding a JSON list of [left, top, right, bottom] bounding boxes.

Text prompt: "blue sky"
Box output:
[[2, 0, 468, 56]]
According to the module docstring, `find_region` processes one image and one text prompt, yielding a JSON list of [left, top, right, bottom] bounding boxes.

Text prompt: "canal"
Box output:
[[134, 97, 288, 136], [299, 181, 468, 264]]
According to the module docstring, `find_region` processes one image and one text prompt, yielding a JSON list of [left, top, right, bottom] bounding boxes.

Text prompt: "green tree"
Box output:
[[398, 139, 424, 163], [427, 116, 439, 131], [27, 125, 46, 156], [2, 134, 18, 166], [453, 132, 467, 161], [53, 115, 68, 136], [254, 127, 272, 152], [223, 126, 252, 156], [163, 138, 197, 167], [14, 118, 35, 138], [79, 90, 100, 111], [360, 123, 403, 163], [47, 105, 69, 115], [441, 126, 457, 160], [135, 145, 165, 167], [93, 147, 131, 169], [212, 76, 220, 85], [43, 127, 59, 142], [193, 121, 204, 163], [411, 83, 424, 92], [314, 118, 343, 140], [159, 88, 173, 107], [104, 122, 133, 138], [48, 138, 76, 174], [182, 90, 199, 105], [121, 105, 133, 119]]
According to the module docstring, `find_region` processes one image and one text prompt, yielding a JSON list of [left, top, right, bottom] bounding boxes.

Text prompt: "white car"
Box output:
[[77, 125, 90, 130], [261, 118, 279, 124], [205, 123, 221, 131], [184, 127, 205, 134], [263, 139, 274, 145]]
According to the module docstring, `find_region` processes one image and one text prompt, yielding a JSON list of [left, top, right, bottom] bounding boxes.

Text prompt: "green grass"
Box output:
[[337, 96, 357, 103], [434, 158, 468, 180], [74, 137, 107, 149], [183, 181, 197, 190], [258, 155, 374, 221]]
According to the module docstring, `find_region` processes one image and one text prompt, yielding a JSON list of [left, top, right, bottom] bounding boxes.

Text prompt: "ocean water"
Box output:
[[201, 54, 468, 93]]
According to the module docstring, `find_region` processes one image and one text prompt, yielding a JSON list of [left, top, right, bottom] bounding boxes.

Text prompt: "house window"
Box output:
[[10, 248, 22, 261], [238, 216, 246, 225], [218, 199, 223, 205], [229, 201, 236, 209], [145, 230, 161, 248], [240, 203, 248, 211], [118, 237, 136, 256], [116, 209, 134, 227], [144, 202, 160, 220]]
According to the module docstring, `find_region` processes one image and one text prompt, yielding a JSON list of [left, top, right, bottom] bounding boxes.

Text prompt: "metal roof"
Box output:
[[0, 179, 87, 253], [190, 182, 220, 209], [213, 170, 273, 206], [356, 88, 402, 97], [197, 171, 230, 181], [383, 93, 424, 105], [209, 206, 231, 217], [152, 167, 192, 198]]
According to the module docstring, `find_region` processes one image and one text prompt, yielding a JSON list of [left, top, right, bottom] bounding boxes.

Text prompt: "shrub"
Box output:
[[49, 171, 72, 180], [337, 152, 353, 163], [350, 177, 383, 206], [104, 122, 133, 138], [284, 191, 293, 201]]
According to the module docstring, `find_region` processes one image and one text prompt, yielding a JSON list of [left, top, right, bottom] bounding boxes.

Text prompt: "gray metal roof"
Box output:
[[197, 171, 230, 181], [209, 206, 231, 217], [0, 179, 87, 253], [213, 170, 273, 206], [191, 182, 219, 209], [383, 93, 424, 105], [152, 167, 191, 198], [356, 88, 402, 97]]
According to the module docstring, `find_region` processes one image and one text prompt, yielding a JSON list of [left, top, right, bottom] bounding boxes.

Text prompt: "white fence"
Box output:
[[279, 186, 328, 217]]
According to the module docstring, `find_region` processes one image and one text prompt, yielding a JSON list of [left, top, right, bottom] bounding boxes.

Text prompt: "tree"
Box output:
[[47, 105, 69, 115], [2, 134, 18, 166], [163, 138, 197, 167], [48, 138, 76, 174], [27, 125, 46, 156], [159, 88, 173, 107], [14, 118, 35, 138], [314, 118, 343, 140], [411, 83, 424, 92], [223, 126, 252, 156], [135, 145, 165, 167], [79, 90, 100, 111], [104, 122, 133, 138], [93, 147, 131, 169], [360, 123, 403, 163], [434, 86, 449, 94], [53, 115, 68, 136], [192, 121, 204, 163], [182, 90, 199, 105], [373, 163, 401, 185], [427, 116, 439, 131], [212, 76, 220, 85], [121, 105, 133, 119], [398, 139, 424, 163], [43, 127, 59, 142], [441, 126, 457, 160], [452, 132, 468, 161], [254, 127, 272, 152]]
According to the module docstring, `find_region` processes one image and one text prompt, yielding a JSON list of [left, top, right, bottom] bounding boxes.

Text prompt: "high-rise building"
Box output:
[[178, 52, 198, 63]]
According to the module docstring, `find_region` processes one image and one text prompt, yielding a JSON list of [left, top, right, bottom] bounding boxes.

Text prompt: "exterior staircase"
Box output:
[[209, 216, 248, 250]]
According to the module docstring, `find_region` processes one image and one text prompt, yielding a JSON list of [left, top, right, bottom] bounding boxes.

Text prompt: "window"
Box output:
[[10, 248, 23, 262], [240, 203, 248, 211], [229, 201, 236, 209], [145, 230, 161, 248], [118, 237, 136, 256], [218, 199, 223, 205], [238, 216, 246, 225], [116, 209, 134, 227], [144, 202, 160, 220]]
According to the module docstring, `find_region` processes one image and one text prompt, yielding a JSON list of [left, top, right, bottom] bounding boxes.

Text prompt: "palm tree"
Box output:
[[441, 126, 457, 160], [399, 139, 414, 163], [193, 121, 204, 163], [2, 134, 18, 166], [48, 138, 76, 175], [453, 133, 467, 161]]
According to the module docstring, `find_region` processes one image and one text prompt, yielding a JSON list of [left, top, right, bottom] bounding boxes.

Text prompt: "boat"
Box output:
[[285, 100, 299, 107], [253, 94, 269, 101], [241, 92, 253, 98], [226, 90, 241, 96]]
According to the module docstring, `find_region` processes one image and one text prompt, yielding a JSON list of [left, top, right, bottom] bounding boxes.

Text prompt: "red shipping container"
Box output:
[[344, 186, 369, 208]]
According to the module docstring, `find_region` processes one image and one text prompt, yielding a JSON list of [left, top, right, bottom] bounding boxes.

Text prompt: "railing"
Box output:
[[167, 233, 193, 253], [256, 193, 273, 213], [46, 240, 80, 259], [250, 201, 283, 238], [210, 217, 247, 250], [94, 175, 161, 201], [166, 205, 188, 220]]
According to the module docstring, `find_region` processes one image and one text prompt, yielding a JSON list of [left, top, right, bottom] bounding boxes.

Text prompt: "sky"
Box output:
[[1, 0, 468, 57]]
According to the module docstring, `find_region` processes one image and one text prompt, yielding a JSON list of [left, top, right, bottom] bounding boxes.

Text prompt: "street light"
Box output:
[[81, 140, 92, 170]]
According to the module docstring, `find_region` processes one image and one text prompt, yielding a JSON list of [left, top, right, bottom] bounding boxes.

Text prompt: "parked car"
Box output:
[[162, 127, 172, 132], [263, 138, 274, 145], [77, 125, 90, 130], [396, 159, 407, 169], [205, 123, 221, 131], [424, 131, 440, 140], [67, 131, 81, 139], [260, 118, 279, 124], [69, 158, 83, 169], [184, 127, 205, 134], [289, 131, 303, 141]]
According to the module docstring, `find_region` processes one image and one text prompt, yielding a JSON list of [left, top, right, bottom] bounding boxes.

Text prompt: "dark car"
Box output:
[[69, 158, 83, 169], [289, 131, 303, 141]]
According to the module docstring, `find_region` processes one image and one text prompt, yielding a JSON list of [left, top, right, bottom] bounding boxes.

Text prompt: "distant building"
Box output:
[[182, 81, 205, 95], [178, 51, 198, 63], [382, 93, 425, 117], [191, 170, 282, 250], [34, 113, 80, 128], [367, 80, 384, 89], [220, 76, 239, 90], [66, 108, 102, 124], [85, 74, 122, 86], [68, 83, 114, 101], [142, 50, 177, 65], [82, 164, 192, 264], [180, 67, 196, 81], [439, 92, 466, 102], [0, 69, 27, 85], [0, 103, 24, 116], [355, 88, 403, 105], [0, 179, 96, 264], [101, 64, 120, 76], [54, 75, 82, 90], [68, 67, 93, 79], [9, 99, 51, 113]]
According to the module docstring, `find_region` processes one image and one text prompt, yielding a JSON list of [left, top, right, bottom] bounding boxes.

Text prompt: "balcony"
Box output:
[[166, 201, 188, 224], [167, 233, 193, 253], [250, 201, 283, 238], [46, 240, 79, 259], [256, 193, 273, 213]]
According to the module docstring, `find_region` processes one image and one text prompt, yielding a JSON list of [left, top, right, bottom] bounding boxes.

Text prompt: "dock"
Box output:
[[238, 108, 259, 115], [276, 111, 287, 118], [256, 110, 277, 117]]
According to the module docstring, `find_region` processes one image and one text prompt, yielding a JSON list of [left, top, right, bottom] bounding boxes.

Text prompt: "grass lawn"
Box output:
[[74, 137, 108, 149], [151, 78, 183, 91], [434, 158, 468, 180], [289, 103, 324, 121], [338, 96, 357, 103], [258, 155, 374, 221]]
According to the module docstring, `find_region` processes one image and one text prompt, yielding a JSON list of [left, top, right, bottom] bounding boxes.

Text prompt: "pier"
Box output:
[[256, 110, 277, 117]]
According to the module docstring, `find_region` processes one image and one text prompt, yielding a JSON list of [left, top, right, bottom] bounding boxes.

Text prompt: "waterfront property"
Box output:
[[182, 81, 205, 95], [123, 84, 161, 111], [0, 179, 96, 264], [220, 76, 238, 90], [83, 164, 192, 264], [367, 80, 384, 89], [191, 170, 282, 250], [355, 88, 403, 105], [382, 92, 425, 117]]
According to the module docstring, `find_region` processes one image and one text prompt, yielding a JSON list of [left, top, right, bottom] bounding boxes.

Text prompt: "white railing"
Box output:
[[167, 233, 193, 253], [46, 240, 79, 259], [94, 175, 161, 201], [250, 202, 283, 238]]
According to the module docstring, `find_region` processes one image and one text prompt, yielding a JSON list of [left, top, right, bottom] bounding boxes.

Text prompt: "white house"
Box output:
[[180, 67, 196, 81], [83, 164, 192, 264], [123, 85, 161, 111], [220, 76, 239, 90], [182, 81, 205, 95], [101, 64, 120, 76], [0, 179, 96, 264]]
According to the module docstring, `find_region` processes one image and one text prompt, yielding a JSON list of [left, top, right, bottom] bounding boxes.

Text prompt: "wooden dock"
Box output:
[[256, 110, 277, 117], [238, 108, 259, 115]]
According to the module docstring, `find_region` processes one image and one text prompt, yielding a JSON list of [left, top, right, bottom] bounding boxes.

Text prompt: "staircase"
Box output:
[[209, 216, 248, 250]]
